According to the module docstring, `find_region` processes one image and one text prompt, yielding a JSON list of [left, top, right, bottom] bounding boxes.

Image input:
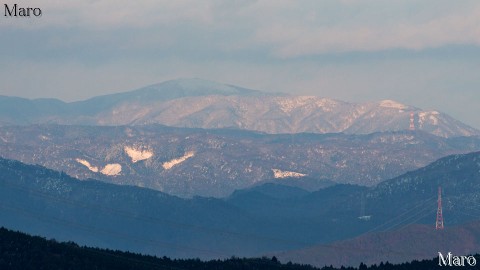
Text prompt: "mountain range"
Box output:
[[2, 77, 480, 267], [0, 78, 478, 138], [1, 125, 480, 197], [1, 151, 480, 265]]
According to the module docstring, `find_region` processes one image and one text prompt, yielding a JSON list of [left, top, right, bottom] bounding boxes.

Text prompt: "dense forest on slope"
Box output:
[[1, 227, 478, 270]]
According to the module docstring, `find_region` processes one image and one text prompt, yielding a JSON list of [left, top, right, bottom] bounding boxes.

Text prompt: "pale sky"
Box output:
[[1, 0, 480, 128]]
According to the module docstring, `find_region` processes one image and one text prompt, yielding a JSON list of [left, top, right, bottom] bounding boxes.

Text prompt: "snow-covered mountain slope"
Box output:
[[1, 125, 480, 197], [0, 78, 477, 138], [121, 95, 476, 137]]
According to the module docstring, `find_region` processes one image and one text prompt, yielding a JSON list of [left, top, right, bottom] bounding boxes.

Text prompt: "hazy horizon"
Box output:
[[1, 1, 480, 129]]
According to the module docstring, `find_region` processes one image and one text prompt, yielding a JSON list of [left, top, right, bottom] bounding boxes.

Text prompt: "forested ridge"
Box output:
[[0, 227, 476, 270]]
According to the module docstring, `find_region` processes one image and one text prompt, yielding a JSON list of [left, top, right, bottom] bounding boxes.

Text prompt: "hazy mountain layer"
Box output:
[[1, 125, 480, 197], [1, 78, 478, 137], [276, 222, 480, 268], [2, 226, 457, 270]]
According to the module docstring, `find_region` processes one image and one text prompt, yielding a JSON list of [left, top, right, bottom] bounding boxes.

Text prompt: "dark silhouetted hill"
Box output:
[[1, 226, 477, 270]]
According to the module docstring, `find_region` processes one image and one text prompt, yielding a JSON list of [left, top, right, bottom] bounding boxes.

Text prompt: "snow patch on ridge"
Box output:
[[418, 111, 440, 126], [76, 158, 99, 173], [101, 164, 122, 176], [272, 168, 306, 178], [162, 151, 195, 170], [379, 100, 407, 110], [124, 146, 153, 163], [315, 98, 338, 111], [276, 96, 338, 113], [276, 96, 315, 113]]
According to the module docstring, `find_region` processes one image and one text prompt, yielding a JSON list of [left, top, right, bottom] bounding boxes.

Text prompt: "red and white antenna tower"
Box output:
[[436, 186, 444, 230], [409, 112, 415, 131]]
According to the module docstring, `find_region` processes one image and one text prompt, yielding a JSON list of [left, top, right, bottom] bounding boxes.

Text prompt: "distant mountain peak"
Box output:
[[0, 78, 478, 137], [130, 78, 263, 100], [159, 77, 245, 92]]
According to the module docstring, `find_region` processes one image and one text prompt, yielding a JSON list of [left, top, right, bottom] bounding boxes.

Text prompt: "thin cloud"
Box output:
[[250, 1, 480, 57], [3, 1, 480, 56]]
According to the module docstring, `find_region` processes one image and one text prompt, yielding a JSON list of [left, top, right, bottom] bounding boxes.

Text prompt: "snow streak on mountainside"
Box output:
[[76, 158, 99, 173], [76, 158, 121, 176], [0, 78, 477, 137], [124, 146, 153, 163], [162, 151, 195, 170], [272, 169, 306, 179], [100, 163, 122, 176]]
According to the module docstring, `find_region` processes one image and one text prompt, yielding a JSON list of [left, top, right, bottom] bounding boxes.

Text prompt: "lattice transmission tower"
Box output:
[[409, 112, 415, 131], [436, 186, 444, 230]]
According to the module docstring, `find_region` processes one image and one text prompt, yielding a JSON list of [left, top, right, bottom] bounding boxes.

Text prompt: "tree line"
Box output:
[[0, 227, 477, 270]]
